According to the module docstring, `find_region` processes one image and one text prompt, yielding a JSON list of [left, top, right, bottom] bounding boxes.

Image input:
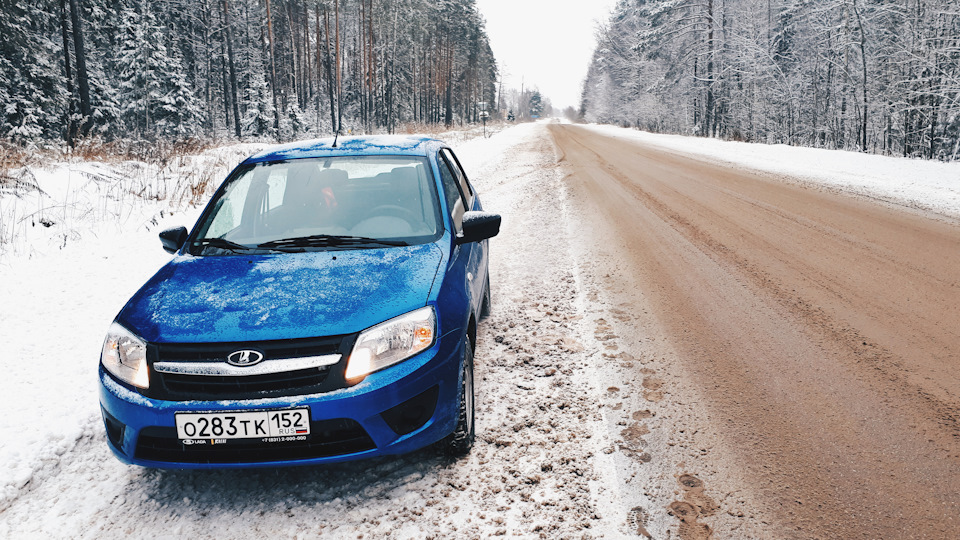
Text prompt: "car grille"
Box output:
[[134, 419, 375, 464], [147, 334, 355, 401], [160, 367, 331, 395]]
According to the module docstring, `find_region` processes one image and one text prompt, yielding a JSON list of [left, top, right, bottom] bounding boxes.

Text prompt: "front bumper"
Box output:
[[99, 333, 463, 469]]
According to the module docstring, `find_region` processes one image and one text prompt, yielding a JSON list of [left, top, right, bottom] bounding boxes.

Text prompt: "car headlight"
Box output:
[[101, 322, 150, 389], [345, 306, 436, 382]]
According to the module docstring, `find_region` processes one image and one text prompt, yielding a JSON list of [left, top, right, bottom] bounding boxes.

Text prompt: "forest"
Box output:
[[0, 0, 499, 146], [581, 0, 960, 160]]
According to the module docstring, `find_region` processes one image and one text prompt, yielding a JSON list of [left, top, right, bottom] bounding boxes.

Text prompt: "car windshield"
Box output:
[[191, 155, 442, 254]]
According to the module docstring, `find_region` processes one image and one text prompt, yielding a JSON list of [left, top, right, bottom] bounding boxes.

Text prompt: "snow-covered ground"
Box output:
[[0, 120, 958, 538], [0, 143, 268, 508]]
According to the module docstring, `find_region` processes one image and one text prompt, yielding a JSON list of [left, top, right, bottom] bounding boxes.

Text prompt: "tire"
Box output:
[[440, 338, 475, 457], [479, 273, 491, 319]]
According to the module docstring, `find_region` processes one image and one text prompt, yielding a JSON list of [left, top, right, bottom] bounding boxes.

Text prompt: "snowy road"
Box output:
[[3, 122, 960, 538], [551, 123, 960, 539]]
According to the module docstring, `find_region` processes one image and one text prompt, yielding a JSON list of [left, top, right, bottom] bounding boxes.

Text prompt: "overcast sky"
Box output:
[[473, 0, 619, 110]]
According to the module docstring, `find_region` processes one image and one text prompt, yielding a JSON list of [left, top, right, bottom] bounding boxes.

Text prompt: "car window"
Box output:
[[193, 156, 443, 253], [203, 165, 292, 240], [438, 154, 466, 231], [204, 171, 252, 239], [441, 148, 473, 204]]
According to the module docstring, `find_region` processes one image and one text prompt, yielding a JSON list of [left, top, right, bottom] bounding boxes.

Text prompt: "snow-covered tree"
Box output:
[[582, 0, 960, 159], [0, 0, 65, 142], [0, 0, 500, 145], [528, 91, 544, 117], [113, 0, 202, 138]]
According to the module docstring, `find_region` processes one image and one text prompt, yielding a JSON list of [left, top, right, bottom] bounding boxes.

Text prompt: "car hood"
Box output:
[[118, 244, 444, 343]]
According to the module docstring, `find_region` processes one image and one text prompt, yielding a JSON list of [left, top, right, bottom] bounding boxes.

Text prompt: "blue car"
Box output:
[[98, 135, 500, 468]]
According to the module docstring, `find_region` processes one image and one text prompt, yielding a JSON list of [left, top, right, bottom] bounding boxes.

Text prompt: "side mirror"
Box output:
[[159, 226, 188, 254], [456, 211, 501, 245]]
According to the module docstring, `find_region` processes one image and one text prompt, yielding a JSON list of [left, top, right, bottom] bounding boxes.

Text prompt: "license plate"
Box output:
[[175, 408, 311, 441]]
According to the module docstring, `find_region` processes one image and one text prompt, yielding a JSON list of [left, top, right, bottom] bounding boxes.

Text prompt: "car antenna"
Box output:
[[332, 127, 340, 148]]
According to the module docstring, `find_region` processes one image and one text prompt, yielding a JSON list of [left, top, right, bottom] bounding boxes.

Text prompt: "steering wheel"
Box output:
[[368, 205, 420, 223]]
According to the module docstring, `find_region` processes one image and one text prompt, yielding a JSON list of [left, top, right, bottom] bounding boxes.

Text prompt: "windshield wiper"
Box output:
[[257, 234, 408, 250], [191, 237, 251, 253]]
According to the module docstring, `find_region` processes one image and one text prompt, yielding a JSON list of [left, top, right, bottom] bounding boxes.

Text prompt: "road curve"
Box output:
[[551, 123, 960, 538]]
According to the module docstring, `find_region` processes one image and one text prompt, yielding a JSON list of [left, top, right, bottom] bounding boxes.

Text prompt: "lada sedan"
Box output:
[[98, 135, 500, 468]]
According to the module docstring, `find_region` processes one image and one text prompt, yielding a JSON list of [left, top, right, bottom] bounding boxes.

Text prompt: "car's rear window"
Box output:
[[192, 156, 443, 253]]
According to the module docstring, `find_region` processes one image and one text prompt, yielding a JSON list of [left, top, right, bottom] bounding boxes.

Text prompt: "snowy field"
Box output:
[[0, 121, 958, 538]]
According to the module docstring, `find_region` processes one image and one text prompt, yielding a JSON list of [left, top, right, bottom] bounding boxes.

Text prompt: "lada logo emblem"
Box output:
[[227, 350, 264, 367]]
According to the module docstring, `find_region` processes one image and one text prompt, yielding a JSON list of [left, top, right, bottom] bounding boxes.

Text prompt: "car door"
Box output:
[[438, 148, 485, 314]]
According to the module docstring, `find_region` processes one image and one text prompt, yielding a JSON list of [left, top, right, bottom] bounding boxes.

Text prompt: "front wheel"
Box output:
[[440, 338, 475, 457]]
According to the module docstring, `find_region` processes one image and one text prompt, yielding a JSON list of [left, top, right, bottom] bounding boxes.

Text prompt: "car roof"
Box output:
[[243, 135, 446, 164]]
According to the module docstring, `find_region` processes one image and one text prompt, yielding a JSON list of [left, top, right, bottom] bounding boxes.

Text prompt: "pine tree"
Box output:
[[0, 0, 65, 142], [528, 91, 544, 118], [581, 0, 960, 157], [113, 0, 202, 138], [0, 0, 502, 144]]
